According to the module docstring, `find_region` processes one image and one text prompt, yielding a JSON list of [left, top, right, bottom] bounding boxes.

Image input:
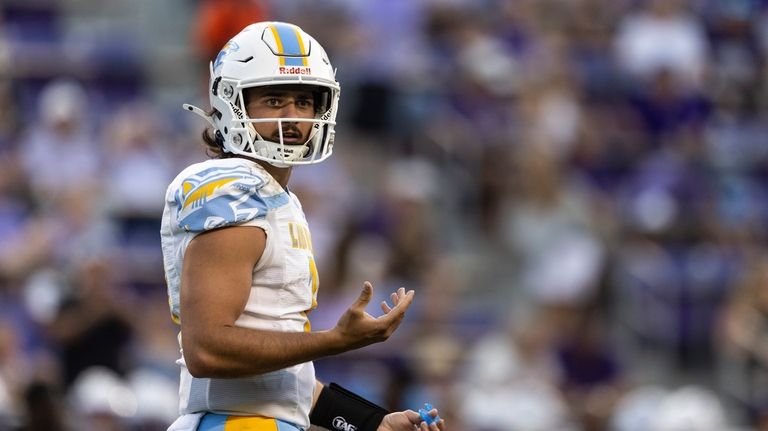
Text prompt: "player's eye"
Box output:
[[296, 99, 314, 110], [263, 97, 283, 107]]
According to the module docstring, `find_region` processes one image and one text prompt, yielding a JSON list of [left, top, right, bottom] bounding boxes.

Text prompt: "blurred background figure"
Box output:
[[18, 79, 100, 205], [193, 0, 271, 64], [717, 254, 768, 427], [2, 0, 768, 429], [45, 258, 135, 390]]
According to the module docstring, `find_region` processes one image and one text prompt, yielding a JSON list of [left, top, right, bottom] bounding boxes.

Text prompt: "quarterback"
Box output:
[[161, 21, 445, 431]]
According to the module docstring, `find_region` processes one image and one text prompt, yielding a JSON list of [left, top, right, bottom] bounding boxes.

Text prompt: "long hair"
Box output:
[[200, 109, 232, 159], [201, 127, 227, 158]]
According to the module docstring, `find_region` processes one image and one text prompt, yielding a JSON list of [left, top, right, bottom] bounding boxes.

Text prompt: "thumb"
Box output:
[[401, 410, 421, 424], [352, 281, 373, 311]]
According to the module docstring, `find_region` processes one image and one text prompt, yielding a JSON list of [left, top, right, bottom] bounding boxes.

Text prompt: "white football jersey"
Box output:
[[160, 157, 319, 428]]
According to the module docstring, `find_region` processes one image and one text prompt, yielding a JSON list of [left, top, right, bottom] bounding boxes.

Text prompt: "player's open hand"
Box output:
[[378, 409, 446, 431], [333, 282, 414, 350]]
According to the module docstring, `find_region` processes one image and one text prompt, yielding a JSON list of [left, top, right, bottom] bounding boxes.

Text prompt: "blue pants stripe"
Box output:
[[196, 413, 303, 431], [198, 413, 226, 431]]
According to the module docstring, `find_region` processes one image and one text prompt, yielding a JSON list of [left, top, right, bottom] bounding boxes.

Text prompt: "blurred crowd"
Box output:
[[1, 0, 768, 430]]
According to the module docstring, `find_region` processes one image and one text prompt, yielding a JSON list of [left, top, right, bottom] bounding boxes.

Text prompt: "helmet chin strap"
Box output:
[[252, 137, 310, 168], [249, 120, 312, 166]]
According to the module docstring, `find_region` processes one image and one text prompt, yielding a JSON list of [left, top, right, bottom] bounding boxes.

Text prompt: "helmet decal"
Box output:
[[213, 41, 240, 72], [264, 23, 309, 66]]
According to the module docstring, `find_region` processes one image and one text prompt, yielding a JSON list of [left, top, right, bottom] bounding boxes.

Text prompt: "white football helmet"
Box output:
[[184, 21, 340, 167]]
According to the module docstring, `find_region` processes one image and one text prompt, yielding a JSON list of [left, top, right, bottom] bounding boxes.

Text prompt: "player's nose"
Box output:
[[280, 98, 301, 119]]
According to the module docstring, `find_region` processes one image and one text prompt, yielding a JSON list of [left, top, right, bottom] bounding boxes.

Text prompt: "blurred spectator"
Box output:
[[518, 75, 582, 158], [627, 67, 711, 146], [613, 148, 734, 373], [128, 293, 179, 381], [194, 0, 271, 63], [20, 381, 67, 431], [18, 79, 101, 205], [455, 307, 576, 431], [101, 103, 173, 288], [610, 384, 731, 431], [0, 156, 31, 282], [717, 254, 768, 425], [339, 0, 429, 134], [127, 368, 179, 430], [555, 310, 624, 431], [615, 0, 709, 88], [102, 103, 173, 220], [45, 258, 136, 389], [500, 147, 605, 307], [0, 319, 31, 428], [380, 158, 440, 282], [0, 80, 20, 150], [69, 367, 134, 431], [654, 385, 729, 430]]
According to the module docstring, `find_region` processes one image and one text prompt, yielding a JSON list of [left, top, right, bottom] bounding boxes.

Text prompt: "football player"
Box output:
[[161, 21, 445, 431]]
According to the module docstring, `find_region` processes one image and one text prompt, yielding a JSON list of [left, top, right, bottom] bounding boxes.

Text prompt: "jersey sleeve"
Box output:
[[171, 166, 287, 233]]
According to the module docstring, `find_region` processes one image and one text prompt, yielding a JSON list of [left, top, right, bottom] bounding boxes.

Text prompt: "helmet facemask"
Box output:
[[226, 84, 337, 167]]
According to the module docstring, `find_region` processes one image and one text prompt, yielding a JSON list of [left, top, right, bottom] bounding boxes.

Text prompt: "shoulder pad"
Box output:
[[173, 164, 288, 232]]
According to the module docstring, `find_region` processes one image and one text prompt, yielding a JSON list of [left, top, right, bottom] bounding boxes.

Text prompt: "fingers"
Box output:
[[394, 287, 411, 306], [380, 301, 392, 314], [388, 289, 414, 315], [429, 411, 445, 430], [418, 418, 444, 431], [390, 409, 445, 430], [360, 283, 415, 323], [420, 409, 443, 430], [401, 410, 421, 424], [381, 288, 405, 314], [352, 281, 374, 311]]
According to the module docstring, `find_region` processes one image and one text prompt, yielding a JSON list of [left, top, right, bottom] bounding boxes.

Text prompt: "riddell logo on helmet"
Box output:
[[279, 66, 312, 75]]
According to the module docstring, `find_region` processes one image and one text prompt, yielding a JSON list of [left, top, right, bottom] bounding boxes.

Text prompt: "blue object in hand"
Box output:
[[418, 403, 441, 425]]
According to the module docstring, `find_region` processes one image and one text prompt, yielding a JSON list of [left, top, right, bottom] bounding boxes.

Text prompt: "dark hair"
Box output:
[[201, 109, 232, 159], [202, 127, 227, 158]]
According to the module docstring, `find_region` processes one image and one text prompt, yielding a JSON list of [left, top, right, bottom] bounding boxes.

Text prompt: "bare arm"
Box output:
[[180, 225, 414, 378]]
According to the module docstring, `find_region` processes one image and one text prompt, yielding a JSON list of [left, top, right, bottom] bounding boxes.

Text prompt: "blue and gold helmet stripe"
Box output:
[[268, 23, 308, 67]]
